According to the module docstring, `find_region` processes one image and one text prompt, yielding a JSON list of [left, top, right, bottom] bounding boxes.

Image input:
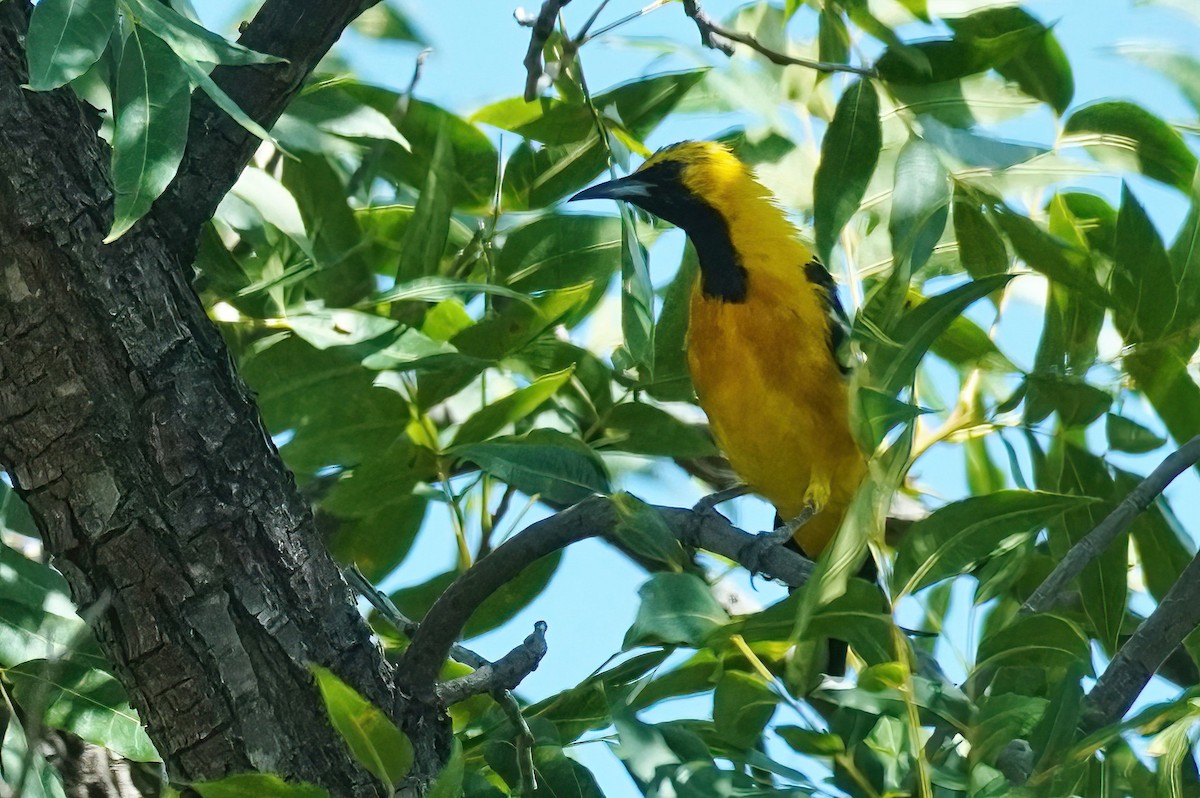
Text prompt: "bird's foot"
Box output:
[[692, 484, 751, 516], [738, 504, 818, 577]]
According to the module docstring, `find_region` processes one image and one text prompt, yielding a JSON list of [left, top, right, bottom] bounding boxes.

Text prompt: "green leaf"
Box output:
[[619, 204, 655, 373], [25, 0, 117, 91], [645, 243, 698, 402], [975, 614, 1090, 674], [1123, 468, 1195, 603], [712, 671, 778, 750], [7, 659, 158, 762], [623, 573, 730, 648], [946, 6, 1073, 114], [351, 3, 426, 43], [379, 98, 498, 208], [818, 7, 850, 66], [868, 274, 1012, 397], [0, 543, 102, 668], [813, 79, 881, 264], [892, 490, 1094, 596], [0, 710, 67, 798], [287, 83, 408, 148], [425, 740, 463, 798], [1106, 414, 1166, 454], [328, 497, 428, 584], [398, 125, 454, 282], [990, 205, 1109, 305], [465, 551, 562, 638], [1064, 101, 1197, 193], [853, 388, 929, 453], [1119, 44, 1200, 115], [1112, 183, 1178, 344], [453, 429, 610, 505], [180, 57, 280, 148], [776, 725, 845, 756], [451, 366, 574, 446], [495, 213, 620, 318], [129, 0, 283, 66], [889, 137, 949, 272], [920, 116, 1046, 168], [190, 774, 328, 798], [601, 403, 716, 458], [971, 694, 1048, 765], [471, 96, 594, 145], [106, 28, 191, 242], [310, 665, 413, 789], [610, 493, 688, 571]]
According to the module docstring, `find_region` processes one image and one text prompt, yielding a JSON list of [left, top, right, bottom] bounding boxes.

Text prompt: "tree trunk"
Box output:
[[0, 3, 447, 793]]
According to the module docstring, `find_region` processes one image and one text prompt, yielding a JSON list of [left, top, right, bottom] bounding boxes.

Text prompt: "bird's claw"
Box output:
[[738, 504, 818, 578], [692, 484, 751, 516]]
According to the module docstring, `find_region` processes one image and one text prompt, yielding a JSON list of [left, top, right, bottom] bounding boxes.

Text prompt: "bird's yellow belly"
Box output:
[[687, 287, 865, 555]]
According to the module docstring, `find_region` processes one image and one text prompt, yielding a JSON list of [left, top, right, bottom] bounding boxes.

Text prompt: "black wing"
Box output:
[[804, 259, 854, 375]]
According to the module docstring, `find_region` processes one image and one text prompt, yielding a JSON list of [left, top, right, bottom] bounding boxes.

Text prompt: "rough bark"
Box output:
[[0, 2, 446, 794]]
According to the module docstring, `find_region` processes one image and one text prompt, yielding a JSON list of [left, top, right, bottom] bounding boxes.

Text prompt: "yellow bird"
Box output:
[[571, 141, 866, 559]]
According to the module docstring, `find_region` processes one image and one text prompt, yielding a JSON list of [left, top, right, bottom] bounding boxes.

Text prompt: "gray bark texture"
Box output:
[[0, 1, 447, 794]]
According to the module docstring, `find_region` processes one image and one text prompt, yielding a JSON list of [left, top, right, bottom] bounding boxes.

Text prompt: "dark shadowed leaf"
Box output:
[[645, 244, 698, 402], [623, 573, 729, 648], [1064, 101, 1197, 193], [398, 125, 454, 282], [892, 491, 1094, 596], [1106, 414, 1166, 454], [602, 403, 716, 458], [465, 551, 563, 638], [454, 429, 610, 505], [1112, 183, 1177, 344], [0, 710, 67, 798], [25, 0, 117, 90], [0, 544, 103, 668], [610, 493, 688, 571], [975, 614, 1090, 674], [712, 671, 778, 749], [310, 665, 413, 788], [496, 214, 621, 309], [953, 189, 1008, 282], [777, 725, 845, 756], [814, 79, 881, 263]]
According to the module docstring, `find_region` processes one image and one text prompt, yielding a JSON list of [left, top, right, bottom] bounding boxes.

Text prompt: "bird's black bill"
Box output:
[[569, 175, 652, 203]]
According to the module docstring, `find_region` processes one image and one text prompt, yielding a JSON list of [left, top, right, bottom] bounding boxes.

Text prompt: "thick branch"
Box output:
[[399, 495, 814, 694], [144, 0, 381, 263], [1081, 552, 1200, 733], [681, 0, 876, 77], [1022, 435, 1200, 615]]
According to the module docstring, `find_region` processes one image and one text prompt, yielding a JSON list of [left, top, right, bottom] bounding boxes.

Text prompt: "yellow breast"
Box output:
[[686, 269, 865, 556]]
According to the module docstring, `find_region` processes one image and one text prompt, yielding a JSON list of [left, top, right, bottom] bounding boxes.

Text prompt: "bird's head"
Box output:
[[568, 141, 753, 234]]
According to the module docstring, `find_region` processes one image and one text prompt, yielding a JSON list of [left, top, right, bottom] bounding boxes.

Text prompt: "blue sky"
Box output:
[[200, 0, 1200, 792]]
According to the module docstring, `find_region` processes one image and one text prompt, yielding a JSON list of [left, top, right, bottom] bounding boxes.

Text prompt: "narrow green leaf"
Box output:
[[814, 79, 881, 264], [777, 725, 845, 756], [619, 203, 655, 374], [645, 243, 698, 402], [8, 659, 158, 762], [190, 774, 328, 798], [892, 490, 1094, 596], [465, 551, 562, 638], [453, 429, 610, 505], [975, 614, 1090, 674], [990, 205, 1109, 305], [889, 138, 949, 272], [1064, 101, 1197, 193], [310, 665, 413, 789], [351, 3, 426, 44], [1112, 183, 1177, 344], [818, 7, 850, 66], [398, 125, 454, 282], [106, 28, 191, 242], [601, 403, 716, 458], [712, 671, 778, 750], [610, 492, 688, 571], [623, 573, 730, 648], [1106, 414, 1166, 454], [179, 57, 280, 148], [451, 366, 574, 446], [129, 0, 283, 66], [25, 0, 117, 91]]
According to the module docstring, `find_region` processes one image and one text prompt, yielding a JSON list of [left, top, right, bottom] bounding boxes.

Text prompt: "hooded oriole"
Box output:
[[571, 141, 865, 559]]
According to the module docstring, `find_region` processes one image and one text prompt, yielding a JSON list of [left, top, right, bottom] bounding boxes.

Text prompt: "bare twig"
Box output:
[[681, 0, 877, 77], [1081, 552, 1200, 733], [436, 622, 549, 705], [496, 690, 538, 795], [399, 494, 815, 693], [521, 0, 574, 101], [1021, 435, 1200, 616]]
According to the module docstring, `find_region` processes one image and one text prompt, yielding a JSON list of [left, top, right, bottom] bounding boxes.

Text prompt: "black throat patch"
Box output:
[[632, 161, 748, 303]]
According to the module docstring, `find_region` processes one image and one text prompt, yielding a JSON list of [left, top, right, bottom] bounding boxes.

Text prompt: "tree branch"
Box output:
[[520, 0, 574, 101], [1021, 435, 1200, 616], [435, 622, 549, 705], [398, 495, 815, 694], [143, 0, 381, 264], [680, 0, 877, 77], [1081, 551, 1200, 733]]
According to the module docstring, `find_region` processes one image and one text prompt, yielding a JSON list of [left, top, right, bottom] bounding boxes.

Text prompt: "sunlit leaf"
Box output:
[[129, 0, 284, 67], [190, 773, 328, 798], [25, 0, 116, 91], [310, 665, 413, 788], [453, 429, 610, 505], [1064, 101, 1197, 193], [451, 365, 574, 446], [712, 671, 777, 750], [623, 573, 729, 648], [398, 125, 453, 282], [889, 137, 949, 272]]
